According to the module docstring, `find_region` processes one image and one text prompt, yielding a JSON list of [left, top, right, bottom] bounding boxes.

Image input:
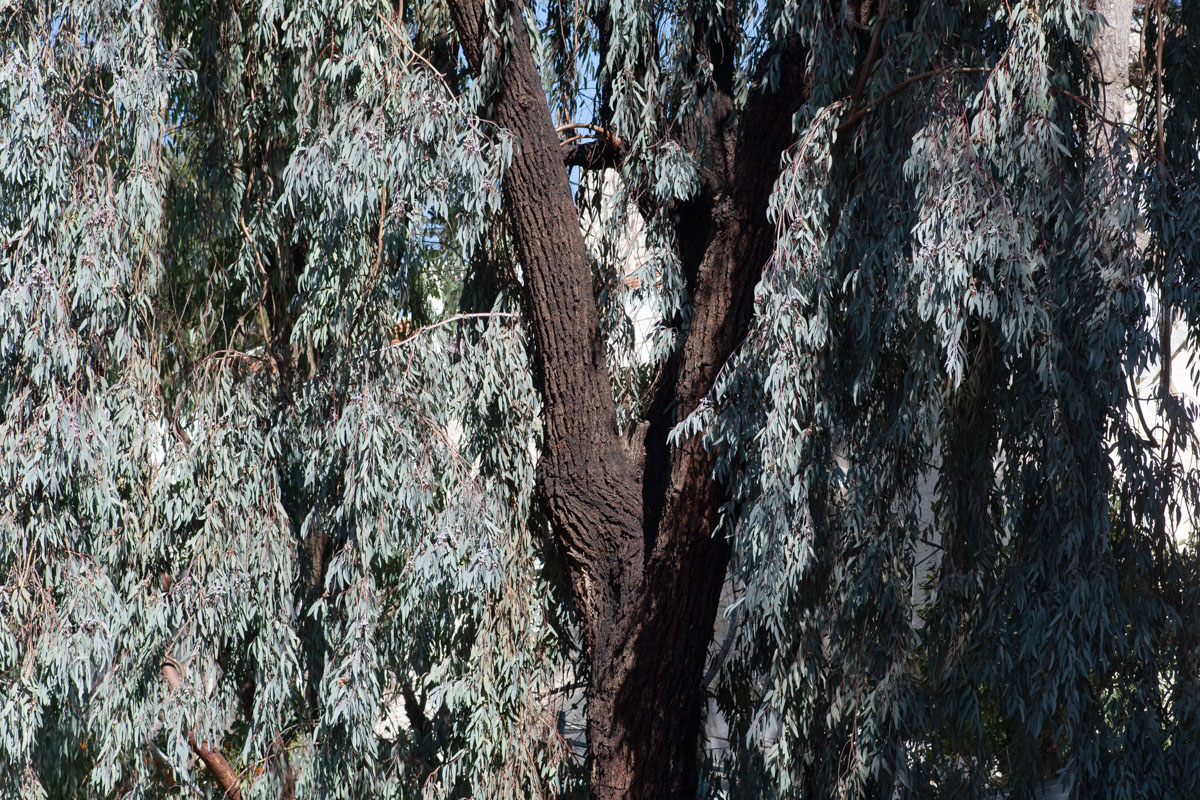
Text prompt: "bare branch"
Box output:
[[372, 311, 519, 354]]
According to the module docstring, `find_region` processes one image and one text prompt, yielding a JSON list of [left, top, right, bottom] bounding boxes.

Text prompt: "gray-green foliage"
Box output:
[[2, 0, 1199, 798], [2, 0, 563, 798], [700, 3, 1200, 800]]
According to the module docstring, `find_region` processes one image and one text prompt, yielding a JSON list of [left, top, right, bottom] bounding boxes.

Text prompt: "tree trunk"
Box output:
[[443, 1, 806, 795], [1092, 0, 1133, 143]]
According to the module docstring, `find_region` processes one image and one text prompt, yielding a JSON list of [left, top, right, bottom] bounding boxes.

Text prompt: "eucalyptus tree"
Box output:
[[2, 1, 1199, 800]]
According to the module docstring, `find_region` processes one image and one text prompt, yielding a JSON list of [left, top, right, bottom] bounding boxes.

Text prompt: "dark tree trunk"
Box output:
[[443, 1, 808, 796]]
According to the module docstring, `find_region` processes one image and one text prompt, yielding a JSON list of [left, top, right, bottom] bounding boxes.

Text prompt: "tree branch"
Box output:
[[555, 121, 621, 142], [847, 0, 890, 113], [161, 657, 243, 800], [372, 311, 518, 354], [445, 0, 643, 651], [401, 682, 430, 739], [837, 67, 989, 135], [561, 137, 626, 169]]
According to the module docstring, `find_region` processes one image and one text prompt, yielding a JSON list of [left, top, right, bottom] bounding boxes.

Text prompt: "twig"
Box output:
[[837, 67, 989, 135], [3, 219, 34, 254], [378, 10, 501, 144], [351, 183, 390, 335], [234, 167, 276, 365], [169, 349, 272, 444], [1052, 86, 1130, 133], [146, 742, 206, 797], [371, 182, 389, 288], [372, 311, 519, 354], [1154, 0, 1166, 163]]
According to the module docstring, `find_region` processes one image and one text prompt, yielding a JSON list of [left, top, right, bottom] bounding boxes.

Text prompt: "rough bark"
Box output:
[[618, 32, 811, 800], [444, 1, 808, 796], [445, 0, 642, 672]]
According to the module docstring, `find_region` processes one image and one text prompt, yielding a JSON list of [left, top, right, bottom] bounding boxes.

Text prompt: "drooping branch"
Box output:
[[837, 67, 990, 135], [160, 657, 243, 800], [847, 0, 891, 113]]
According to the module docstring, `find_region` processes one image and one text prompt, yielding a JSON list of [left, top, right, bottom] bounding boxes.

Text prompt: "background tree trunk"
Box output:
[[1092, 0, 1134, 137]]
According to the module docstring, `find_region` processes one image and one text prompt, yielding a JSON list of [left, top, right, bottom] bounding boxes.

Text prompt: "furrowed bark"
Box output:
[[444, 0, 643, 701], [624, 32, 812, 798], [445, 1, 808, 796]]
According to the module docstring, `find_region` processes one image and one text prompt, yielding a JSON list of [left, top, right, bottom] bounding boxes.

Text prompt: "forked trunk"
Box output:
[[443, 0, 806, 795]]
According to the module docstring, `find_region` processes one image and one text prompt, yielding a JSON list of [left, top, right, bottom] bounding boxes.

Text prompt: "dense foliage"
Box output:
[[703, 4, 1200, 797], [1, 0, 1197, 798]]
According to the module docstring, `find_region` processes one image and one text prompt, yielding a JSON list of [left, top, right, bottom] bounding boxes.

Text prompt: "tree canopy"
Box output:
[[1, 0, 1198, 799]]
